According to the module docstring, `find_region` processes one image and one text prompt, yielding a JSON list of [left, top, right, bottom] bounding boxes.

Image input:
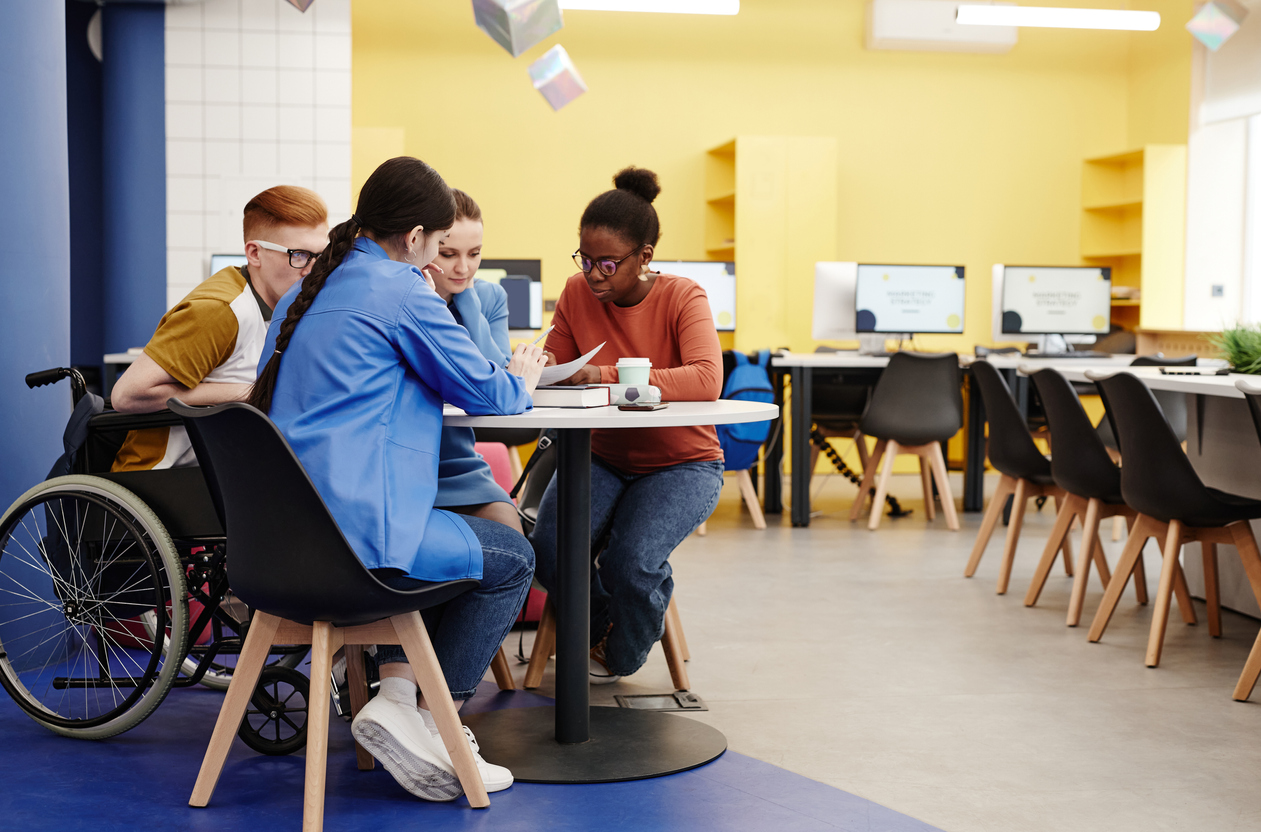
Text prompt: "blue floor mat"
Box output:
[[0, 676, 941, 832]]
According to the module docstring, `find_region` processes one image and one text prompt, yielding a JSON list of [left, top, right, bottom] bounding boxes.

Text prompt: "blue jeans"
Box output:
[[374, 515, 534, 699], [531, 457, 724, 677]]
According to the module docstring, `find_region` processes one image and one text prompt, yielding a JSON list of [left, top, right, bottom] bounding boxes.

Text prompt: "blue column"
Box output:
[[0, 3, 71, 505], [102, 3, 166, 355]]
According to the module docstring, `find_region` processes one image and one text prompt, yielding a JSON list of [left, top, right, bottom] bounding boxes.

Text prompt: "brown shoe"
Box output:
[[589, 633, 621, 685]]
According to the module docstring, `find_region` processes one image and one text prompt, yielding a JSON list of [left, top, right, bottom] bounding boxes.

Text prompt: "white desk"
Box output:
[[449, 399, 778, 784]]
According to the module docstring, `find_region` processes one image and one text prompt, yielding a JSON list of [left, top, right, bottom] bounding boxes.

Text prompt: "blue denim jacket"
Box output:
[[259, 237, 531, 581]]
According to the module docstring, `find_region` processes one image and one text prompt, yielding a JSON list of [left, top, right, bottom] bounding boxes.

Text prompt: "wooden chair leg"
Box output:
[[1025, 493, 1079, 607], [1067, 498, 1101, 626], [1146, 520, 1185, 668], [1202, 542, 1222, 638], [851, 439, 887, 521], [1171, 559, 1197, 625], [1112, 514, 1124, 542], [661, 604, 690, 691], [997, 478, 1029, 595], [1227, 522, 1261, 613], [490, 646, 515, 691], [737, 469, 767, 530], [1056, 494, 1075, 578], [508, 446, 524, 481], [867, 439, 899, 531], [344, 645, 376, 771], [927, 442, 959, 531], [854, 432, 869, 473], [190, 610, 281, 807], [668, 595, 689, 661], [1092, 536, 1113, 588], [1130, 515, 1148, 605], [523, 597, 555, 690], [695, 520, 707, 537], [966, 474, 1015, 578], [303, 621, 336, 832], [1088, 516, 1155, 643], [393, 612, 489, 809], [919, 454, 936, 521], [1234, 628, 1261, 701]]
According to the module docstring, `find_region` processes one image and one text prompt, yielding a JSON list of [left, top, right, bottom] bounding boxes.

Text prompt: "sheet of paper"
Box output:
[[538, 341, 606, 386]]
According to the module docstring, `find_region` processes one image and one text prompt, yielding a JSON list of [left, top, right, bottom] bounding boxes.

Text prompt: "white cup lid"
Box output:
[[616, 357, 652, 367]]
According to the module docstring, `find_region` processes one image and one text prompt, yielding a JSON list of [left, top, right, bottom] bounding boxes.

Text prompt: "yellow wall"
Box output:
[[352, 1, 1192, 353], [1127, 0, 1194, 148]]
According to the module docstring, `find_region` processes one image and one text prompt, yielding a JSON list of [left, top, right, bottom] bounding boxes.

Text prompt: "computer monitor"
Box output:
[[475, 259, 543, 330], [995, 265, 1111, 339], [854, 264, 966, 335], [650, 260, 735, 331], [210, 254, 248, 277]]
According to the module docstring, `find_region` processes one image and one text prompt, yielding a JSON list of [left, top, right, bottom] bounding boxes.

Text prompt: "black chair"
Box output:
[[171, 400, 491, 829], [1227, 377, 1261, 701], [964, 360, 1073, 594], [1094, 354, 1196, 451], [810, 346, 876, 478], [1085, 372, 1261, 669], [1025, 368, 1145, 625], [850, 352, 963, 530]]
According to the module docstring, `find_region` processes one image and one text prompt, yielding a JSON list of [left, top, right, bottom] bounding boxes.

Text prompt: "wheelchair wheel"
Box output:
[[238, 665, 309, 755], [0, 476, 188, 739]]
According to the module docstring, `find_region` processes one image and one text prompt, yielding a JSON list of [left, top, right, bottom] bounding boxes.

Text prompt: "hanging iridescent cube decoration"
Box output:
[[1186, 0, 1249, 51], [472, 0, 564, 58], [528, 45, 587, 111], [285, 0, 316, 12]]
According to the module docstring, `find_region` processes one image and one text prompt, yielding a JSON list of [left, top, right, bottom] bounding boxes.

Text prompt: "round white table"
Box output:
[[448, 400, 778, 783]]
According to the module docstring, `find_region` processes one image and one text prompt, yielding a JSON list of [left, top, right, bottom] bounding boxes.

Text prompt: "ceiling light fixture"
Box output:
[[956, 5, 1160, 31], [558, 0, 739, 13]]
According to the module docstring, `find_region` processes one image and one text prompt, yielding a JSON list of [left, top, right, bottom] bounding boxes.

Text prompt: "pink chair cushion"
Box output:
[[474, 441, 516, 495]]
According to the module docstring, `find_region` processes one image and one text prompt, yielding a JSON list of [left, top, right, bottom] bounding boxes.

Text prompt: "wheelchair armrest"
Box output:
[[88, 409, 184, 432]]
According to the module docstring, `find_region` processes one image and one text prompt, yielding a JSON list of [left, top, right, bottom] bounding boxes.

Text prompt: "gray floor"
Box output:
[[500, 472, 1261, 832]]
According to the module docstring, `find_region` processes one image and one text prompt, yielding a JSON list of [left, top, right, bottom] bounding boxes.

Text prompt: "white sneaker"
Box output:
[[589, 640, 622, 685], [459, 725, 514, 792], [351, 697, 462, 801]]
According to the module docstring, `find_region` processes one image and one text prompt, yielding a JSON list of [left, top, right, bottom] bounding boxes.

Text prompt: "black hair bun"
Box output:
[[613, 166, 661, 204]]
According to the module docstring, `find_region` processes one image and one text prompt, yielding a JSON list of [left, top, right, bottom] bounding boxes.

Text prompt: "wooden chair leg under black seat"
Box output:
[[190, 611, 490, 832], [859, 440, 958, 532]]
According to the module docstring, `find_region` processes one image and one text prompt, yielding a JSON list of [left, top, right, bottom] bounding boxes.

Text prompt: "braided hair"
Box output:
[[248, 156, 457, 413], [579, 166, 662, 248]]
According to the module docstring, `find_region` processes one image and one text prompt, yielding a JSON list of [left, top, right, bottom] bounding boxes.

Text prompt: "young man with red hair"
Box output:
[[111, 185, 329, 470]]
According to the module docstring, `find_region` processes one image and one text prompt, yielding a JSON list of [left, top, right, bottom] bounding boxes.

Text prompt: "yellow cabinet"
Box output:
[[1080, 145, 1187, 330], [706, 137, 838, 352]]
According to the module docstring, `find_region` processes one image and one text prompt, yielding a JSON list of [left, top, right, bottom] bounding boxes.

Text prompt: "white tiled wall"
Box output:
[[165, 0, 351, 310]]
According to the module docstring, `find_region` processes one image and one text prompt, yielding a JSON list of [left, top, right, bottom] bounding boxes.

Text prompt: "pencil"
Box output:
[[531, 325, 555, 346]]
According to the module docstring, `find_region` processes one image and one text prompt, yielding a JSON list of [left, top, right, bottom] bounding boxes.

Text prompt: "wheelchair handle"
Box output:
[[25, 368, 65, 389], [25, 367, 89, 406]]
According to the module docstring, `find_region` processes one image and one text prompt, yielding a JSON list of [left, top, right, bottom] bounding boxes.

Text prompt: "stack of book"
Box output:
[[531, 385, 611, 408]]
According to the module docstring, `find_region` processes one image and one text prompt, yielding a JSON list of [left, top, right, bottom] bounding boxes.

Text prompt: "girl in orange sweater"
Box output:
[[531, 167, 725, 682]]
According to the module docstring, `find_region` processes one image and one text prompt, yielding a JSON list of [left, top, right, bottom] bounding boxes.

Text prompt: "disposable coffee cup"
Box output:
[[616, 357, 652, 385]]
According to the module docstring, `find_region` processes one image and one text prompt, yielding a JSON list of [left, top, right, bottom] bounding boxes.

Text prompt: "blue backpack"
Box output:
[[717, 350, 774, 472]]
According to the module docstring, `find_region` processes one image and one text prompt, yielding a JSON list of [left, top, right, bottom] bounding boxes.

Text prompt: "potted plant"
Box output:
[[1210, 324, 1261, 374]]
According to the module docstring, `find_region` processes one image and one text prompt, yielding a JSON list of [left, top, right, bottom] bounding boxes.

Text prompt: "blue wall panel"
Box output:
[[101, 3, 166, 355], [0, 3, 72, 505]]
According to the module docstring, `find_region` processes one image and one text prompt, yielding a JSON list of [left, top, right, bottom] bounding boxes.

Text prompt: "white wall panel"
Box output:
[[164, 0, 351, 305], [1184, 119, 1247, 329]]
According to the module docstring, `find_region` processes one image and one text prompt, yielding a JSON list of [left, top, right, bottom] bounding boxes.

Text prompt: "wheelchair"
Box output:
[[0, 367, 311, 754]]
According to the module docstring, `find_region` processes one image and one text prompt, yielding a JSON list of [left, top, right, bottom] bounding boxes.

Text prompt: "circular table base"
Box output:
[[460, 706, 727, 784]]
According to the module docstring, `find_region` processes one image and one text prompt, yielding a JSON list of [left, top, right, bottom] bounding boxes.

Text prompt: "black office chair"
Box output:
[[1094, 354, 1195, 450], [1227, 377, 1261, 701], [1085, 372, 1261, 669], [171, 400, 491, 829], [1025, 369, 1145, 625], [850, 352, 963, 531], [964, 360, 1073, 594]]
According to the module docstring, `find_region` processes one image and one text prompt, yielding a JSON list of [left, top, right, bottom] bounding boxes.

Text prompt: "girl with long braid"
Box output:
[[251, 157, 546, 802]]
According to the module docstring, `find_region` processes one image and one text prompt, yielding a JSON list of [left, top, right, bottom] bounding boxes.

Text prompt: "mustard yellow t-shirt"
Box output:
[[112, 267, 271, 471]]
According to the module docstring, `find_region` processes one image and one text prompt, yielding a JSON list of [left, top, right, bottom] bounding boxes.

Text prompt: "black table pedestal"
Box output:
[[464, 427, 728, 783], [461, 706, 727, 783]]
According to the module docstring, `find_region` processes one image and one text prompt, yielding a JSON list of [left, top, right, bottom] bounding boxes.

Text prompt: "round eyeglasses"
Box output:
[[572, 246, 644, 277], [252, 240, 322, 269]]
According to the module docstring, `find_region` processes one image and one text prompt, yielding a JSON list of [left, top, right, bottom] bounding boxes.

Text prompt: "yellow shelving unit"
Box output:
[[705, 136, 838, 352], [1080, 145, 1187, 330]]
